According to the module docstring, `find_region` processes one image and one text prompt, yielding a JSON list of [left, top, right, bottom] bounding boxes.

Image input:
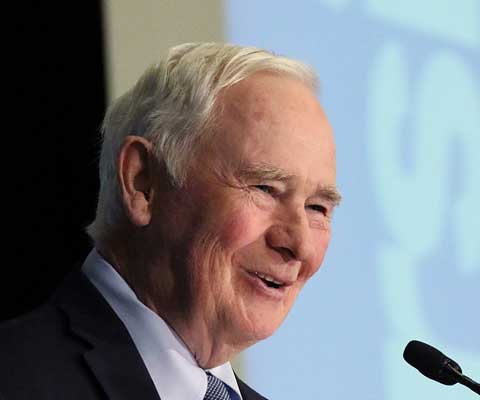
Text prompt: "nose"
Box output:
[[265, 208, 315, 263]]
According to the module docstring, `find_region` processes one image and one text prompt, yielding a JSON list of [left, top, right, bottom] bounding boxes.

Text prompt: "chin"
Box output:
[[252, 324, 281, 342], [234, 309, 287, 344]]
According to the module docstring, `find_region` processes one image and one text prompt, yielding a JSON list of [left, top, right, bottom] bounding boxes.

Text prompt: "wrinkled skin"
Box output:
[[109, 72, 339, 368]]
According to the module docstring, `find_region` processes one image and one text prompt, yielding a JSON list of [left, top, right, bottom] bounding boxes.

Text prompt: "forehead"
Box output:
[[219, 72, 325, 129], [210, 73, 336, 180]]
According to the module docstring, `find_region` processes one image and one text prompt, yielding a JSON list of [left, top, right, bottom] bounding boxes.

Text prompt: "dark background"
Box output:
[[4, 2, 106, 321]]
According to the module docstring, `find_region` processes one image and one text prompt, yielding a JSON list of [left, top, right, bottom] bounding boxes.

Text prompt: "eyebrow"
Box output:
[[236, 163, 342, 206], [316, 185, 342, 206], [237, 164, 293, 181]]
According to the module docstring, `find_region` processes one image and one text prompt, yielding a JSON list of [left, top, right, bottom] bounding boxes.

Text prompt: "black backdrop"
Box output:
[[4, 2, 106, 321]]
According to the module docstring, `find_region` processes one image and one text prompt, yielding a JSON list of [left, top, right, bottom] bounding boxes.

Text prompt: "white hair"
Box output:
[[86, 42, 318, 243]]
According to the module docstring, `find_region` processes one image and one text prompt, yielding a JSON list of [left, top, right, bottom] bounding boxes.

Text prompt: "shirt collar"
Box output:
[[82, 248, 242, 400]]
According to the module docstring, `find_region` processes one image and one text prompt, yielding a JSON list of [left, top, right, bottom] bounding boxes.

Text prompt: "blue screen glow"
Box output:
[[226, 1, 479, 398]]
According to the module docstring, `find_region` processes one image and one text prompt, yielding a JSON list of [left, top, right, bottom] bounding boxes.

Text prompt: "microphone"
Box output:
[[403, 340, 480, 396]]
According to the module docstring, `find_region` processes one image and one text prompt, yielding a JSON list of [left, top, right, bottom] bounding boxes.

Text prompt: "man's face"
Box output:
[[149, 72, 338, 354]]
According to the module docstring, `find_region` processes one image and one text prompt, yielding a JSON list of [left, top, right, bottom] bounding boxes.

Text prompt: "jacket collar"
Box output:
[[235, 374, 268, 400], [52, 269, 160, 400], [51, 267, 266, 400]]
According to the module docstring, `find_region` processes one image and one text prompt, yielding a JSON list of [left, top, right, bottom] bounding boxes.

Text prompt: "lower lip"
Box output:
[[243, 270, 288, 300]]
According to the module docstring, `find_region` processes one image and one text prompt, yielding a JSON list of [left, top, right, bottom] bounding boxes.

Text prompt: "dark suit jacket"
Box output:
[[0, 269, 267, 400]]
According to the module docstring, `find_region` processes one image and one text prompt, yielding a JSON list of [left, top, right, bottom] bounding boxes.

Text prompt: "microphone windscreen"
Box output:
[[403, 340, 461, 385]]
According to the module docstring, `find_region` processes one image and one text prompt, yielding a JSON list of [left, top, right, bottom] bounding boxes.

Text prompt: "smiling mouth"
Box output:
[[251, 271, 285, 289]]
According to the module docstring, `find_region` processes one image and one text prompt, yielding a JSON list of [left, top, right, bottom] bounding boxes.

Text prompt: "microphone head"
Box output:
[[403, 340, 462, 386]]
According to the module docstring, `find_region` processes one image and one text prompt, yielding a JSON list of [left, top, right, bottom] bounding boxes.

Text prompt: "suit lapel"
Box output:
[[50, 268, 267, 400], [52, 269, 160, 400], [84, 342, 160, 399], [235, 374, 268, 400]]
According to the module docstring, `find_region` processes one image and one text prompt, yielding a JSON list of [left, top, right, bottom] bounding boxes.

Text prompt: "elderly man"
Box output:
[[0, 43, 340, 399]]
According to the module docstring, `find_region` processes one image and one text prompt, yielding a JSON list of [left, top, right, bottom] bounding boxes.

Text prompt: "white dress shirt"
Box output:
[[82, 249, 242, 400]]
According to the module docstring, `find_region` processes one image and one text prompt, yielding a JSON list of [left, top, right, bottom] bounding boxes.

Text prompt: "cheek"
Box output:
[[217, 207, 266, 252], [317, 229, 331, 257], [304, 229, 332, 280], [192, 206, 266, 295]]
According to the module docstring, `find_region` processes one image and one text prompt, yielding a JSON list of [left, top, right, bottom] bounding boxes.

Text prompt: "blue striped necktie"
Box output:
[[203, 372, 233, 400]]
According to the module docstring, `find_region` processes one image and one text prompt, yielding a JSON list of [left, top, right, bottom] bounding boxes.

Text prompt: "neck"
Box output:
[[95, 239, 248, 369], [156, 311, 245, 368]]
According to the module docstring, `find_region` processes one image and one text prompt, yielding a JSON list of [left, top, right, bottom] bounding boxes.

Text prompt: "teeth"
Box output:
[[254, 271, 283, 285]]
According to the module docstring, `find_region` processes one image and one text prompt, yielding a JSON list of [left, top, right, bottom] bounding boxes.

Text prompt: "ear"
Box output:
[[117, 135, 155, 227]]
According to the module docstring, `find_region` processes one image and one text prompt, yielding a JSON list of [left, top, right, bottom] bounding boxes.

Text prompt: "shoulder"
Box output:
[[0, 304, 87, 397], [0, 274, 105, 399], [0, 303, 67, 355], [0, 302, 87, 367]]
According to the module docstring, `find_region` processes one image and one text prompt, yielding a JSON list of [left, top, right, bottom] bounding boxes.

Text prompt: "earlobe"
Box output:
[[117, 136, 154, 227]]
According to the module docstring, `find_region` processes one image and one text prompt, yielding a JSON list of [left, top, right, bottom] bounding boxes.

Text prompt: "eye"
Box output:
[[307, 204, 328, 215], [254, 185, 276, 195]]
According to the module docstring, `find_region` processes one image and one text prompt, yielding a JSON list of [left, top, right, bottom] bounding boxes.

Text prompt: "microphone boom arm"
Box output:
[[446, 364, 480, 396]]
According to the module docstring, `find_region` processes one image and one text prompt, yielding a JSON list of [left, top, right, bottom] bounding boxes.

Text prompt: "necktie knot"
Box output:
[[204, 372, 233, 400]]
